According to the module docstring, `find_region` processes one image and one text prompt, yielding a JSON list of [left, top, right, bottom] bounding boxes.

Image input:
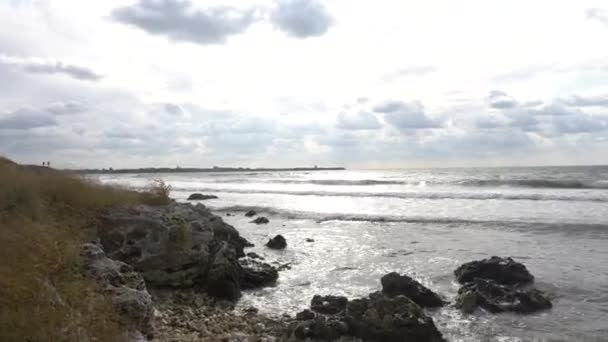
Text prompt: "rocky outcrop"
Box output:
[[97, 203, 258, 299], [266, 235, 287, 250], [310, 295, 348, 315], [239, 258, 279, 289], [245, 210, 257, 217], [381, 272, 445, 308], [454, 257, 552, 315], [252, 217, 269, 224], [187, 193, 218, 200], [454, 256, 534, 285], [80, 243, 154, 338]]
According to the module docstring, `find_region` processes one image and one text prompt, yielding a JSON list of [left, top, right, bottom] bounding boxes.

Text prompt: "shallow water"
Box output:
[[96, 166, 608, 341]]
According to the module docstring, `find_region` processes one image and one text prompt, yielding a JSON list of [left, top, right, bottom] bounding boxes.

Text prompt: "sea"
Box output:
[[95, 166, 608, 342]]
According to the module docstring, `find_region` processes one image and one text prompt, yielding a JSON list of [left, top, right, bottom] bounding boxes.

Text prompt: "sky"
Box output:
[[1, 0, 608, 169]]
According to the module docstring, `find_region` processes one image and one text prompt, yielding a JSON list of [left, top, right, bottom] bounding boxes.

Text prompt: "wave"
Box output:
[[171, 187, 608, 203], [456, 179, 608, 189]]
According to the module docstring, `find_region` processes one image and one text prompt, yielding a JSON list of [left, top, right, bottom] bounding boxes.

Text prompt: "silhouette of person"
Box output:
[[47, 161, 51, 168], [42, 161, 46, 167]]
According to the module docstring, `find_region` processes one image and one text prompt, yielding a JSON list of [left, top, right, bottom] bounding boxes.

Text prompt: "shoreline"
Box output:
[[67, 167, 346, 174]]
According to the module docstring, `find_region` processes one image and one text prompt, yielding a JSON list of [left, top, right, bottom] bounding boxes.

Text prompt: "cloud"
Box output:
[[487, 90, 518, 109], [0, 107, 57, 130], [381, 65, 437, 83], [563, 94, 608, 107], [586, 8, 608, 26], [336, 111, 381, 130], [0, 55, 102, 81], [373, 100, 440, 130], [44, 101, 88, 115], [111, 0, 258, 45], [164, 103, 184, 116], [270, 0, 333, 38]]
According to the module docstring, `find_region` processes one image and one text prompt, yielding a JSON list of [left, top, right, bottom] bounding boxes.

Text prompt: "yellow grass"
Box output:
[[0, 157, 171, 341]]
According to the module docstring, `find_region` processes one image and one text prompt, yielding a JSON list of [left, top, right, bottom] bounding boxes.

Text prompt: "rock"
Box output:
[[381, 272, 445, 308], [295, 309, 316, 321], [266, 235, 287, 250], [239, 258, 279, 289], [206, 242, 241, 300], [97, 203, 250, 290], [454, 256, 534, 285], [80, 243, 154, 338], [345, 292, 445, 342], [455, 278, 552, 314], [291, 315, 349, 341], [310, 295, 348, 315], [305, 238, 315, 242], [245, 210, 257, 217], [246, 252, 264, 260], [187, 193, 218, 200], [252, 217, 270, 224]]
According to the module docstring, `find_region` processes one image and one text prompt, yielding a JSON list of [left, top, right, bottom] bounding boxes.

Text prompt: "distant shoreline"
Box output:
[[69, 166, 346, 174]]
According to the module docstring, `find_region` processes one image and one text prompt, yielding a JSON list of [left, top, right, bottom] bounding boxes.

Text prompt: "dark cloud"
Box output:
[[563, 94, 608, 107], [336, 111, 381, 130], [44, 101, 88, 115], [22, 61, 102, 81], [487, 90, 518, 109], [0, 107, 57, 130], [270, 0, 333, 38], [373, 100, 440, 130], [586, 8, 608, 26], [111, 0, 258, 45]]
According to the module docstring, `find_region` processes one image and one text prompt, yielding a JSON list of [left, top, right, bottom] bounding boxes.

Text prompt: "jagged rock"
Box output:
[[80, 243, 154, 338], [246, 252, 264, 260], [292, 315, 349, 341], [97, 203, 249, 296], [239, 258, 279, 289], [245, 210, 257, 217], [454, 256, 534, 285], [252, 217, 270, 224], [456, 278, 552, 314], [295, 309, 316, 321], [346, 292, 445, 342], [187, 193, 218, 200], [207, 242, 241, 300], [266, 235, 287, 250], [381, 272, 445, 308], [310, 295, 348, 315]]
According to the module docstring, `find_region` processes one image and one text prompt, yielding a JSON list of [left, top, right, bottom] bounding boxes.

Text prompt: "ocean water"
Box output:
[[96, 166, 608, 341]]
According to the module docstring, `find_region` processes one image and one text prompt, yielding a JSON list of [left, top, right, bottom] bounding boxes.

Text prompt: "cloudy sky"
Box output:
[[1, 0, 608, 168]]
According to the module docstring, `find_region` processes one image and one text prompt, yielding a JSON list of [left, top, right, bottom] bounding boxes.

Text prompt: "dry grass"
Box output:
[[0, 157, 171, 341]]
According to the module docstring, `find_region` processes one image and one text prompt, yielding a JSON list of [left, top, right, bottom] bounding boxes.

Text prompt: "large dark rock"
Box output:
[[187, 193, 218, 200], [456, 278, 552, 314], [454, 256, 534, 285], [292, 315, 349, 341], [80, 243, 154, 338], [252, 217, 269, 224], [381, 272, 445, 308], [346, 292, 445, 342], [239, 258, 279, 289], [310, 295, 348, 315], [266, 235, 287, 250], [206, 242, 241, 300], [97, 203, 250, 298], [245, 210, 257, 217]]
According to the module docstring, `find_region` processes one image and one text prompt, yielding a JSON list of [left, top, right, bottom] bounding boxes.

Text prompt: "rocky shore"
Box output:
[[82, 200, 553, 341]]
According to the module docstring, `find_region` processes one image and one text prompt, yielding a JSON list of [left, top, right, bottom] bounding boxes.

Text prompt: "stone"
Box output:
[[310, 295, 348, 315], [455, 278, 552, 314], [252, 217, 270, 224], [295, 309, 316, 321], [80, 243, 154, 338], [292, 315, 349, 341], [381, 272, 445, 308], [266, 235, 287, 250], [305, 238, 315, 242], [239, 258, 279, 289], [246, 252, 264, 260], [187, 193, 218, 200], [245, 210, 257, 217], [454, 256, 534, 285], [206, 242, 241, 300]]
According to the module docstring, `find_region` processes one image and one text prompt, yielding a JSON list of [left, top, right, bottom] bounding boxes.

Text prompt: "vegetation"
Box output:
[[0, 157, 171, 341]]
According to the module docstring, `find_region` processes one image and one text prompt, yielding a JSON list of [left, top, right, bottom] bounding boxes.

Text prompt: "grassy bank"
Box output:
[[0, 157, 170, 341]]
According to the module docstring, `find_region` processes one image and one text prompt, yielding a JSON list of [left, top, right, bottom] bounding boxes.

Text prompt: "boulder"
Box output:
[[345, 292, 445, 342], [246, 252, 264, 260], [305, 238, 315, 242], [239, 258, 279, 289], [97, 203, 249, 295], [245, 210, 257, 217], [252, 217, 269, 224], [454, 256, 534, 285], [80, 243, 154, 338], [206, 242, 241, 300], [310, 295, 348, 315], [295, 309, 316, 321], [381, 272, 445, 308], [455, 278, 552, 314], [291, 315, 349, 341], [266, 235, 287, 250], [187, 193, 218, 200]]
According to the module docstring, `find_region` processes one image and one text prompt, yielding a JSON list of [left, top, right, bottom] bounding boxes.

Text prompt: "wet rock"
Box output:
[[305, 238, 315, 242], [245, 210, 257, 217], [266, 235, 287, 250], [454, 256, 534, 285], [252, 217, 270, 224], [295, 309, 316, 321], [80, 243, 153, 338], [292, 315, 349, 341], [246, 252, 264, 260], [187, 193, 218, 200], [310, 295, 348, 315], [206, 242, 241, 300], [345, 292, 445, 342], [239, 258, 279, 289], [381, 272, 445, 308], [456, 278, 552, 314]]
